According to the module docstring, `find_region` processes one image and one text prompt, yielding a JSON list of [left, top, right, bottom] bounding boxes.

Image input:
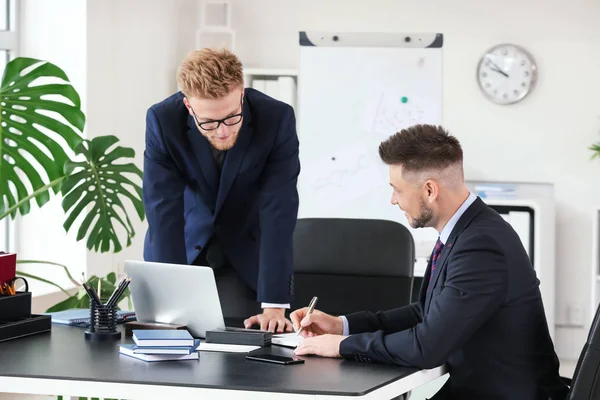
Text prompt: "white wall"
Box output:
[[16, 0, 196, 297], [84, 0, 197, 280], [18, 0, 87, 296], [228, 0, 600, 359]]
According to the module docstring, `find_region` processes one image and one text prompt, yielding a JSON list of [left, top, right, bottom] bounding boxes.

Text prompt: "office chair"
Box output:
[[291, 217, 415, 316], [564, 302, 600, 399]]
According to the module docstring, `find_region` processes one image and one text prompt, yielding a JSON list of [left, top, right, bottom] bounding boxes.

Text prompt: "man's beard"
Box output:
[[208, 128, 240, 150], [411, 198, 433, 229]]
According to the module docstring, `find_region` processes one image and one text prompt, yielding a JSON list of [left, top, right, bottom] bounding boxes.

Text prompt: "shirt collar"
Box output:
[[439, 192, 477, 244]]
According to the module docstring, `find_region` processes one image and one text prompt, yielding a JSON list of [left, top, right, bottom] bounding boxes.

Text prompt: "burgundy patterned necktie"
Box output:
[[428, 237, 445, 290]]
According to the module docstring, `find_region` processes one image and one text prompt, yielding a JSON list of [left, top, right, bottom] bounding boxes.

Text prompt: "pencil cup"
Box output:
[[84, 299, 121, 341]]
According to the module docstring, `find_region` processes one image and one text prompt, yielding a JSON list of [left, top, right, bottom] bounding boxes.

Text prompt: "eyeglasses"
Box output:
[[190, 95, 244, 131]]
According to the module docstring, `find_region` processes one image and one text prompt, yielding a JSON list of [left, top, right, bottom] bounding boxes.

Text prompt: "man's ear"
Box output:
[[424, 180, 439, 202], [183, 97, 191, 112]]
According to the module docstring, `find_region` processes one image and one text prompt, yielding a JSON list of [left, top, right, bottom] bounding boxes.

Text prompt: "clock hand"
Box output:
[[488, 60, 509, 78], [490, 66, 509, 78]]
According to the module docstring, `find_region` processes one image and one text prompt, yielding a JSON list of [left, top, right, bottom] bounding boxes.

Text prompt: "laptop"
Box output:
[[124, 260, 226, 338]]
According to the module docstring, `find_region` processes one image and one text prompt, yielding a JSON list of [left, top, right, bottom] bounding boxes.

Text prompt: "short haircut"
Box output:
[[378, 124, 463, 172], [176, 48, 244, 99]]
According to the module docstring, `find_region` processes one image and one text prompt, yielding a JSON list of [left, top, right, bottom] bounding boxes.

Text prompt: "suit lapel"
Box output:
[[215, 101, 253, 217], [424, 197, 487, 314], [187, 115, 219, 208]]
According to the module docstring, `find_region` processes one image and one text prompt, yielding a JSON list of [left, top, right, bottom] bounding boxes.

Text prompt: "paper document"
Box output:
[[198, 343, 260, 353], [272, 333, 304, 348]]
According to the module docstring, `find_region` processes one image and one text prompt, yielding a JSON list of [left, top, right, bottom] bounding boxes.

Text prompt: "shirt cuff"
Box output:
[[261, 303, 290, 309], [340, 315, 350, 336]]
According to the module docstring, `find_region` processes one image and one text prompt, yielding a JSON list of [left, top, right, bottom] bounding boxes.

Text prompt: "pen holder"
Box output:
[[85, 299, 121, 341]]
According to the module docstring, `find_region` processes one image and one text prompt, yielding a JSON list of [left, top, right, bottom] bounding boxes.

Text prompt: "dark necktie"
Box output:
[[428, 237, 444, 290]]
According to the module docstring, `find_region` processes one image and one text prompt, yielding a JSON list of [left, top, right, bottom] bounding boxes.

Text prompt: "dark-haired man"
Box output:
[[290, 125, 568, 399]]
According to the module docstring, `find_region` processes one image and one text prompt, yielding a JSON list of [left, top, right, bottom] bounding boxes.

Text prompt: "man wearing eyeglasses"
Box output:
[[142, 48, 300, 333]]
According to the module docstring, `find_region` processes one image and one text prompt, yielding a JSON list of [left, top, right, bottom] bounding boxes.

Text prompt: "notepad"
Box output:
[[272, 333, 304, 348], [197, 342, 260, 353], [46, 309, 136, 326]]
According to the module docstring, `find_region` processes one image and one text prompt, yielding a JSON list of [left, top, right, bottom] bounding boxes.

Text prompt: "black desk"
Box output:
[[0, 325, 445, 399]]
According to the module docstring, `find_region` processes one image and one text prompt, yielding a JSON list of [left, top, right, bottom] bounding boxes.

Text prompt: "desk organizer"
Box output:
[[85, 299, 121, 341], [0, 278, 51, 342], [0, 290, 31, 320], [0, 313, 51, 342]]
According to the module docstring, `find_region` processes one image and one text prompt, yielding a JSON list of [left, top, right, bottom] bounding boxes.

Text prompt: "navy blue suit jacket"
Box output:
[[339, 198, 568, 400], [142, 89, 300, 304]]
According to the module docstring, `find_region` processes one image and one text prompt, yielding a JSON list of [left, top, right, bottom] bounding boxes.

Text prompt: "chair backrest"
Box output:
[[567, 302, 600, 399], [291, 217, 415, 316]]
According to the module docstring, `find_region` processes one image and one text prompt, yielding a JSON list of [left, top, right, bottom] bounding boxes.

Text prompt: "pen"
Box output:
[[105, 276, 125, 307], [107, 277, 131, 308], [296, 296, 318, 336]]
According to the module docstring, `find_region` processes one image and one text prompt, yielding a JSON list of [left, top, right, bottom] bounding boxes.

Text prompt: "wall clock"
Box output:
[[477, 43, 537, 105]]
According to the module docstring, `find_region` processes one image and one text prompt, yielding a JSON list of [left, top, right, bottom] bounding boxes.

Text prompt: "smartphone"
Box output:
[[246, 353, 305, 365]]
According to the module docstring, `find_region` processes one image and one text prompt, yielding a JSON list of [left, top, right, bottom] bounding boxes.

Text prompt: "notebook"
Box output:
[[272, 333, 304, 348], [0, 252, 16, 285], [119, 344, 199, 362], [132, 329, 195, 347], [46, 309, 136, 326], [133, 339, 200, 355]]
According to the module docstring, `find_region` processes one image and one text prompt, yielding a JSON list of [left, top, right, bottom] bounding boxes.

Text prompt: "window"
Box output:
[[0, 0, 18, 253]]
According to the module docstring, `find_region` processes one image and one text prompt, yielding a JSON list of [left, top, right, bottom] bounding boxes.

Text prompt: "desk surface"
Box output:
[[0, 325, 428, 397]]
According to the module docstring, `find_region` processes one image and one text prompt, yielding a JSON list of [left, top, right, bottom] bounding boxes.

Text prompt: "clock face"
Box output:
[[477, 44, 537, 105]]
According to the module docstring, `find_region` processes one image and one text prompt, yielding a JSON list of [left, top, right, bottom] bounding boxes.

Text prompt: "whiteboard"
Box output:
[[297, 32, 444, 254]]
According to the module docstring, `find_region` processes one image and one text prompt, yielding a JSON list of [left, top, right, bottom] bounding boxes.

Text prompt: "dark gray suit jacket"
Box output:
[[339, 198, 568, 400]]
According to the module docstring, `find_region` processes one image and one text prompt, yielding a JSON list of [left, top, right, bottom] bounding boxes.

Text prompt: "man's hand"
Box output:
[[244, 308, 293, 333], [294, 334, 346, 358], [290, 307, 344, 337]]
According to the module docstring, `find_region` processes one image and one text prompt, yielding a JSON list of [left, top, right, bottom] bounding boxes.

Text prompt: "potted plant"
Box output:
[[0, 57, 145, 311]]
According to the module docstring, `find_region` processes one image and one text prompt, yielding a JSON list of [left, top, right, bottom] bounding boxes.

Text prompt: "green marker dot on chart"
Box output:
[[401, 96, 408, 104]]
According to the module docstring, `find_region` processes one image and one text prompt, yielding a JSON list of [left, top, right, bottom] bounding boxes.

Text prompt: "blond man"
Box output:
[[142, 48, 300, 332]]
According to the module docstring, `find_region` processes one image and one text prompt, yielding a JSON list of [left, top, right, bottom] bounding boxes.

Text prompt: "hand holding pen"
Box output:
[[290, 297, 346, 337]]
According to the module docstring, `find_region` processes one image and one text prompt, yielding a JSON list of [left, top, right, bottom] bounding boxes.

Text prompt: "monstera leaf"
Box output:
[[44, 272, 131, 313], [60, 135, 145, 253], [0, 57, 85, 219]]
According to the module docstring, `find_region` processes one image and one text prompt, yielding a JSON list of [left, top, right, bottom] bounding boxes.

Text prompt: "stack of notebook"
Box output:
[[118, 329, 200, 362]]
